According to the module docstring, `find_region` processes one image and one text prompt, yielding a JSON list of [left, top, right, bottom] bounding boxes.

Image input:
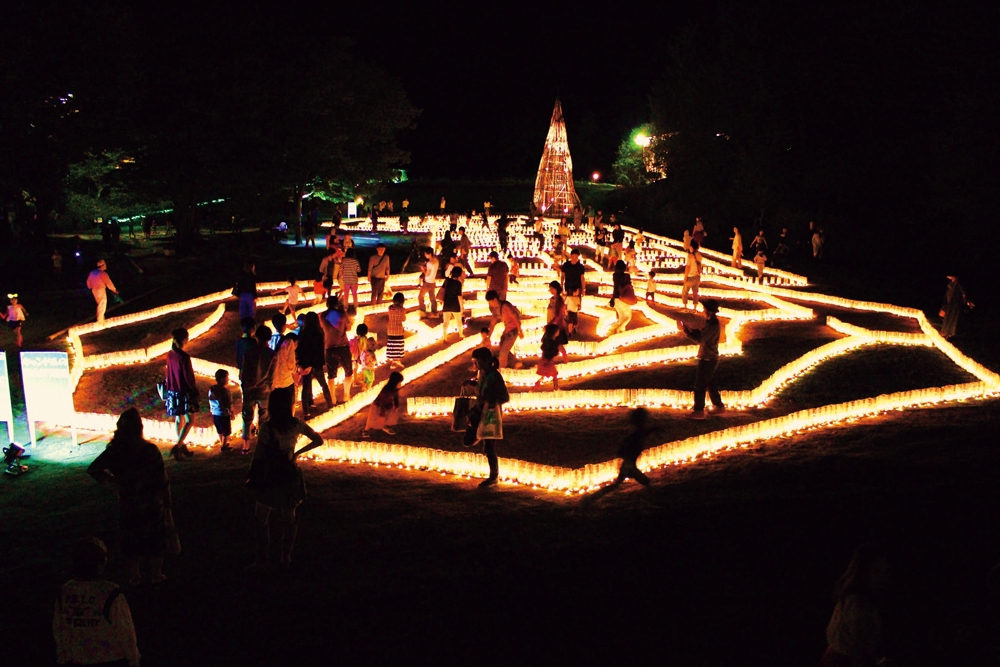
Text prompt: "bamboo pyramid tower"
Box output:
[[533, 99, 581, 215]]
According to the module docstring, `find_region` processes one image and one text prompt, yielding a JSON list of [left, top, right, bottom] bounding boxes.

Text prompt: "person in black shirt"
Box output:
[[560, 249, 587, 336]]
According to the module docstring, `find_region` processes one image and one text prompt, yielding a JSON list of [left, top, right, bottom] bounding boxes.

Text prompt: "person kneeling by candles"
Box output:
[[463, 347, 510, 488], [680, 299, 725, 419]]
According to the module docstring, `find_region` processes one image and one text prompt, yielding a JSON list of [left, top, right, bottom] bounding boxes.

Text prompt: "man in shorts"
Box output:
[[560, 248, 587, 337]]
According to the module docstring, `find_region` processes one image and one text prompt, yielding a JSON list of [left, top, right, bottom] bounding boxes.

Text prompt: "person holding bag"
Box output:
[[246, 389, 323, 571], [164, 327, 198, 461], [610, 260, 636, 335], [463, 347, 509, 488]]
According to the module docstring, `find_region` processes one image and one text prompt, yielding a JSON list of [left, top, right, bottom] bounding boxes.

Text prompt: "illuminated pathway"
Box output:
[[60, 216, 1000, 494]]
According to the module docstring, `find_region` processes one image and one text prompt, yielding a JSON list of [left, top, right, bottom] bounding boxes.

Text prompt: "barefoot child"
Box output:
[[533, 323, 561, 391], [645, 270, 658, 304], [208, 369, 234, 451], [363, 371, 403, 438], [3, 293, 28, 347]]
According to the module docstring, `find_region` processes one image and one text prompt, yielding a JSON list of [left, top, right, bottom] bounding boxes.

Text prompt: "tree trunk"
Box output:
[[293, 181, 304, 245]]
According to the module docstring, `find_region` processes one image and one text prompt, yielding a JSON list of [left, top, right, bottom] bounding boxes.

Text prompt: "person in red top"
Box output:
[[486, 252, 509, 301], [164, 327, 198, 460]]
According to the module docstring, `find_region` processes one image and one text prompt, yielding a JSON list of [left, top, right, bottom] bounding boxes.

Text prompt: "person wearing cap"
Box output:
[[86, 259, 119, 324], [680, 299, 725, 419], [367, 243, 391, 305], [54, 537, 141, 667], [486, 251, 509, 301]]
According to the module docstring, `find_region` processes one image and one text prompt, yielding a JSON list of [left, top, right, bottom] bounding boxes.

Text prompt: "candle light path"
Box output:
[[53, 223, 998, 493]]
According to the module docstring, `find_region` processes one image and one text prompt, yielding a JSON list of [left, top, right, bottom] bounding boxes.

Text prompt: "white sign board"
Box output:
[[20, 351, 77, 446], [347, 202, 358, 218], [0, 352, 13, 444]]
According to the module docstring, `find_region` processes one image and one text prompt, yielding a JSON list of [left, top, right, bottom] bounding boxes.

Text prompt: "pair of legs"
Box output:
[[95, 291, 108, 323], [681, 276, 701, 308], [498, 329, 519, 369], [253, 502, 298, 569], [442, 310, 462, 338], [301, 364, 333, 415], [615, 458, 651, 486], [418, 280, 438, 314], [693, 357, 724, 413], [343, 283, 359, 308], [8, 323, 23, 347], [172, 412, 194, 460], [612, 300, 632, 334], [325, 346, 354, 403], [463, 407, 500, 486], [732, 252, 742, 268], [238, 293, 256, 320], [241, 387, 265, 453], [370, 277, 387, 305]]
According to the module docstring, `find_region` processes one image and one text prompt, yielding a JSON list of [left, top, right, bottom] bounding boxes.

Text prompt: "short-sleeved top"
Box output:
[[284, 285, 301, 304], [368, 253, 391, 279], [487, 260, 509, 295], [6, 304, 26, 321], [208, 385, 232, 416], [442, 278, 463, 312], [496, 301, 520, 334], [684, 251, 703, 278], [561, 261, 586, 293], [86, 269, 117, 294], [421, 257, 439, 283], [387, 304, 406, 337], [54, 578, 140, 667]]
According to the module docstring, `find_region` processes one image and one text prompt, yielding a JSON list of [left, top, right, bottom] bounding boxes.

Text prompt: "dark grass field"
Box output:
[[3, 231, 1000, 665]]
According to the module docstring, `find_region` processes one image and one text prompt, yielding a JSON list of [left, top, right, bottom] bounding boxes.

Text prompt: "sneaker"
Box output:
[[478, 477, 498, 488], [687, 410, 708, 420]]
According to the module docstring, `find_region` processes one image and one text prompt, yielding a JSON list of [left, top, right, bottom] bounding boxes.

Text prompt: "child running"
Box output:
[[3, 293, 28, 347], [208, 369, 234, 451], [533, 323, 561, 391], [363, 371, 403, 438]]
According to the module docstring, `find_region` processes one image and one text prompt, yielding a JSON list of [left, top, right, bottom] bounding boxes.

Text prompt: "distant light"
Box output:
[[634, 133, 651, 147], [592, 172, 600, 182], [355, 196, 364, 205]]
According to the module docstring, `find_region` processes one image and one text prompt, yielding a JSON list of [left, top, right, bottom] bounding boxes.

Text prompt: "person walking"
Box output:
[[457, 227, 475, 275], [86, 259, 119, 324], [486, 251, 509, 301], [614, 408, 654, 486], [235, 261, 258, 321], [546, 281, 569, 357], [560, 248, 587, 338], [486, 290, 523, 369], [320, 298, 353, 404], [3, 293, 28, 347], [441, 266, 464, 340], [417, 246, 439, 317], [367, 243, 391, 305], [297, 311, 333, 417], [87, 408, 173, 586], [680, 299, 725, 419], [730, 227, 743, 268], [939, 274, 974, 339], [164, 327, 198, 460], [463, 347, 510, 487], [681, 241, 703, 309], [610, 260, 635, 335], [386, 292, 407, 370], [238, 324, 270, 455], [338, 247, 360, 309], [246, 389, 324, 572]]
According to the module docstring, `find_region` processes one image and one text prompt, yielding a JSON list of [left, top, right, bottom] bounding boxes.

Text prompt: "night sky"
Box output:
[[323, 3, 715, 179]]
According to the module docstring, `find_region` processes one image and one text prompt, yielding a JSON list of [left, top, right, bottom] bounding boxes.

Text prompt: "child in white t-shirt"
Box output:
[[279, 278, 302, 317], [3, 293, 28, 347], [645, 271, 657, 304], [754, 250, 768, 283]]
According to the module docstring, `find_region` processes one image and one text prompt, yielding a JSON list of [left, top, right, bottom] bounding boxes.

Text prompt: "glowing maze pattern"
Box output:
[[62, 220, 999, 494]]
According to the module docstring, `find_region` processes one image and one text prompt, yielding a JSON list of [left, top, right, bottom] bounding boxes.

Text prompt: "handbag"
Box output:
[[452, 396, 473, 432], [476, 405, 503, 440], [619, 283, 638, 305]]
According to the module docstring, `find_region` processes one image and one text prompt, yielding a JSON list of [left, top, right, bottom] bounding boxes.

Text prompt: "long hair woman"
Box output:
[[88, 408, 172, 585], [248, 388, 323, 571]]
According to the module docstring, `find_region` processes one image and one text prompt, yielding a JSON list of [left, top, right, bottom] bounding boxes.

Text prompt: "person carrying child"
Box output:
[[363, 371, 403, 438], [3, 292, 28, 347], [208, 369, 234, 451]]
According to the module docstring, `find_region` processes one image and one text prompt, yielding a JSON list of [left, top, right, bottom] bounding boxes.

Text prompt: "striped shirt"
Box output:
[[387, 304, 406, 337], [341, 258, 361, 285]]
